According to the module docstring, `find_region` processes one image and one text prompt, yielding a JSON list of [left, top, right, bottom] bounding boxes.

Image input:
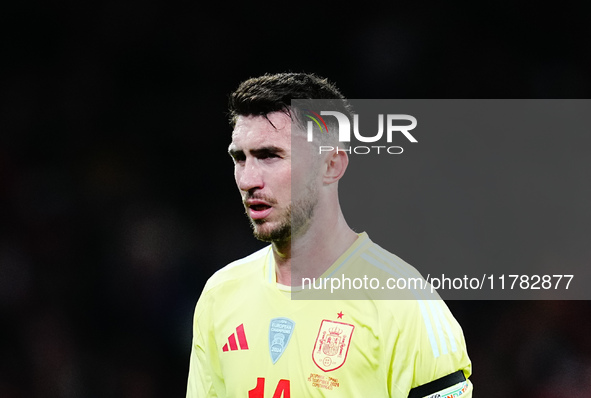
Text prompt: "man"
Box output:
[[186, 73, 472, 397]]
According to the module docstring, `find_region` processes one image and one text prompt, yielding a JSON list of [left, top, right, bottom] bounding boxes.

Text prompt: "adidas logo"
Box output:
[[222, 323, 249, 352]]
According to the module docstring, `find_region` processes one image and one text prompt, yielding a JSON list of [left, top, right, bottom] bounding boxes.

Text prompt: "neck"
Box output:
[[272, 205, 357, 286]]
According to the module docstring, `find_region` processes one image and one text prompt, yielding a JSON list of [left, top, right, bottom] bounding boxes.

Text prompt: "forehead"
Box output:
[[231, 112, 292, 148]]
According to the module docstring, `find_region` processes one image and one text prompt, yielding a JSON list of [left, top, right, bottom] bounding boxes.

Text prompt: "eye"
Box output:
[[260, 153, 279, 159], [259, 152, 282, 163], [229, 151, 246, 164]]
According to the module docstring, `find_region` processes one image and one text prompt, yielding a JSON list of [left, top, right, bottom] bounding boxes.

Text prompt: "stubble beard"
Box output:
[[249, 183, 318, 243]]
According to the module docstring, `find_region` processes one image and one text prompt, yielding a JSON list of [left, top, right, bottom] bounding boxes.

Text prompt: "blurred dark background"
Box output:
[[1, 2, 590, 397]]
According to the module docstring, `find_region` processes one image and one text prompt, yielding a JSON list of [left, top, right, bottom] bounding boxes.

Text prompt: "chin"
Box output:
[[252, 221, 290, 243]]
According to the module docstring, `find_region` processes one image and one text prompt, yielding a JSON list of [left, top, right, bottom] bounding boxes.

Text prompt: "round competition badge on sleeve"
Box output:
[[312, 320, 355, 372]]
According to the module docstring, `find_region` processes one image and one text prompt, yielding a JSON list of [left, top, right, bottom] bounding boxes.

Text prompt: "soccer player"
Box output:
[[186, 73, 472, 397]]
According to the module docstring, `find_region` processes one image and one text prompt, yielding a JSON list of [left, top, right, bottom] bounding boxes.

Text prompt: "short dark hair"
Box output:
[[228, 72, 351, 129]]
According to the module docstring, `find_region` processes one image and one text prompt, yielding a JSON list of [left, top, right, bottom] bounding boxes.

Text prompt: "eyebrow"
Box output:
[[228, 145, 285, 159]]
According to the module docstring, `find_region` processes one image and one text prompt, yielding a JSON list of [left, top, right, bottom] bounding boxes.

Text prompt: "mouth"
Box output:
[[246, 200, 273, 220]]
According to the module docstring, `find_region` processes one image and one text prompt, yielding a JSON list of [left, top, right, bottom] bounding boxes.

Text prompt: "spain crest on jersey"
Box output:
[[312, 320, 355, 372]]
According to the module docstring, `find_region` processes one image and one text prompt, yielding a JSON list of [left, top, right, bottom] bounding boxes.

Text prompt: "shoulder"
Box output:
[[345, 234, 436, 301], [201, 245, 271, 296], [193, 245, 271, 322], [355, 236, 453, 328], [359, 236, 424, 280]]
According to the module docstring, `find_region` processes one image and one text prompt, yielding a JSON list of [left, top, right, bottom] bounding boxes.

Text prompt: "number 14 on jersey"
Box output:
[[249, 378, 290, 398]]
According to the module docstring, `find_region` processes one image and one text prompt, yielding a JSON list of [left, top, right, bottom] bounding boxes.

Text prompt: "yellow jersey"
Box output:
[[186, 233, 472, 397]]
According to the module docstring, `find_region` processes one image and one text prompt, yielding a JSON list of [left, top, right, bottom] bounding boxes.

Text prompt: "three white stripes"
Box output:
[[365, 246, 458, 358]]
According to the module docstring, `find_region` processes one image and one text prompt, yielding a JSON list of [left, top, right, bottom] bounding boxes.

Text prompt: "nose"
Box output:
[[236, 158, 264, 192]]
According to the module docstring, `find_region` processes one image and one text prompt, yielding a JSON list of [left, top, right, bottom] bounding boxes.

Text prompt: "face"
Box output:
[[228, 112, 320, 242]]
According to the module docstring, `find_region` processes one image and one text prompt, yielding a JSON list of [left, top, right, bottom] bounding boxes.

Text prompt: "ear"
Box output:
[[323, 148, 349, 185]]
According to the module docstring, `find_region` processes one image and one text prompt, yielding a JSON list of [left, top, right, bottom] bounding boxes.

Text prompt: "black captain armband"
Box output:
[[408, 370, 466, 398]]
